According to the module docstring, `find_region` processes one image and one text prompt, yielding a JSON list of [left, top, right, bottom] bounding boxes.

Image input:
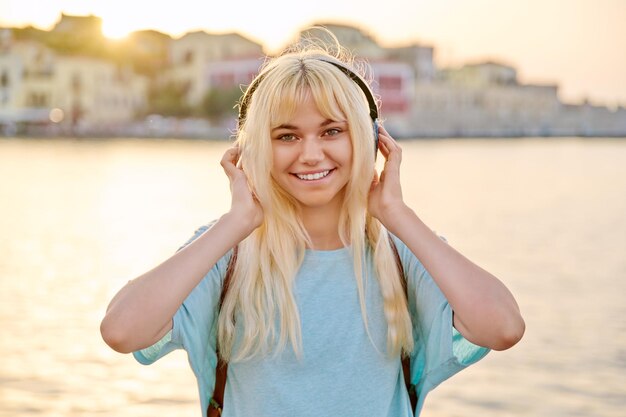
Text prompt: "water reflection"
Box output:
[[0, 137, 624, 417]]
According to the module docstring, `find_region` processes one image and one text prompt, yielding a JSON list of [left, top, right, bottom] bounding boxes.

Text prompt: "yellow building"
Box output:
[[166, 31, 264, 106], [0, 37, 147, 130]]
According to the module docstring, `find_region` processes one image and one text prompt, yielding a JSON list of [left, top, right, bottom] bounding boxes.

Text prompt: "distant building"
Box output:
[[0, 38, 147, 131], [298, 24, 386, 59], [52, 55, 147, 126], [296, 25, 417, 124], [51, 13, 103, 38], [441, 61, 518, 87], [3, 16, 625, 137], [124, 30, 172, 77], [370, 60, 414, 114], [206, 57, 262, 90], [127, 30, 171, 57], [166, 31, 264, 106], [386, 44, 436, 83]]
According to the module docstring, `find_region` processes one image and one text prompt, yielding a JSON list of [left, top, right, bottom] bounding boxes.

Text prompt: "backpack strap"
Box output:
[[207, 246, 237, 417], [390, 236, 418, 411], [208, 235, 416, 416]]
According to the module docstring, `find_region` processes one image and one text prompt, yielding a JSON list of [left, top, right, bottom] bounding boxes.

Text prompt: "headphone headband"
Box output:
[[237, 58, 379, 127]]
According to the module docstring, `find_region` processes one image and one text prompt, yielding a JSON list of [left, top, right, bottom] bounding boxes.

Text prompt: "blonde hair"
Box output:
[[218, 40, 413, 362]]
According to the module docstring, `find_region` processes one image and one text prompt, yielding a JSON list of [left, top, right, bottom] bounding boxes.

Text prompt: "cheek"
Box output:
[[338, 138, 354, 165], [271, 146, 290, 175]]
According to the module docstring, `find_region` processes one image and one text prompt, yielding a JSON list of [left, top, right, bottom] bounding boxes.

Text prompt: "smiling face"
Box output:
[[270, 91, 353, 212]]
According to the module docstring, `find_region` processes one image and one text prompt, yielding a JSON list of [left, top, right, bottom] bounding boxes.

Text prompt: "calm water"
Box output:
[[0, 137, 624, 417]]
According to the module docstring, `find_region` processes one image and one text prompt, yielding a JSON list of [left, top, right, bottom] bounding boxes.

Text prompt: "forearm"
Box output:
[[100, 212, 253, 353], [383, 204, 525, 350]]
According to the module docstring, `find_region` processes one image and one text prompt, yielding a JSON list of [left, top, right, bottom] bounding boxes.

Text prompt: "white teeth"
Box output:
[[296, 170, 330, 181]]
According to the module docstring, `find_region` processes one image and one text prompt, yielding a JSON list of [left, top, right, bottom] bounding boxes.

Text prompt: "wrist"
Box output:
[[220, 210, 259, 241], [378, 202, 411, 233]]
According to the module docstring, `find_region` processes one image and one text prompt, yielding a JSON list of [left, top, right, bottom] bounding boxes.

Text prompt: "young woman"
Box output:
[[100, 41, 525, 417]]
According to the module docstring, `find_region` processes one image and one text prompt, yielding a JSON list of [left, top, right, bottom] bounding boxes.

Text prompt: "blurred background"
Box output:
[[0, 1, 625, 416]]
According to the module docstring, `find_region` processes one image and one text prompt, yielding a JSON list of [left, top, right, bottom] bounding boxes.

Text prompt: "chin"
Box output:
[[292, 190, 346, 210]]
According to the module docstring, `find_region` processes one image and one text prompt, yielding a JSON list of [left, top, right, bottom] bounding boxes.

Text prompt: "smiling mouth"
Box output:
[[294, 169, 333, 181]]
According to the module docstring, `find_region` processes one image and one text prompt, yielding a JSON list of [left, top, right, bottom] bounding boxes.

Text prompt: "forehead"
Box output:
[[273, 93, 348, 131], [270, 85, 346, 129]]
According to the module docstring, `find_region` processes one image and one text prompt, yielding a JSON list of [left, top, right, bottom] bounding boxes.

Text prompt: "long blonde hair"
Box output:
[[218, 42, 413, 362]]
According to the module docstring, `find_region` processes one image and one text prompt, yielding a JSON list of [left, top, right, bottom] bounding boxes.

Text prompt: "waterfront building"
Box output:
[[386, 44, 436, 83], [402, 62, 562, 136], [370, 60, 415, 114], [299, 24, 386, 59], [0, 36, 147, 132], [124, 30, 171, 77], [441, 61, 518, 87], [166, 32, 264, 106], [2, 15, 624, 137], [51, 13, 103, 38], [296, 25, 416, 129], [206, 57, 262, 91]]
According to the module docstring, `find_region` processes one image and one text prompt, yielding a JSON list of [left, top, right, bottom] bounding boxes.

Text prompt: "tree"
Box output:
[[145, 82, 192, 117], [199, 87, 242, 122]]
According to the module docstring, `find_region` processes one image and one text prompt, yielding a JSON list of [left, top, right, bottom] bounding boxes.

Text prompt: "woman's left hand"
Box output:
[[368, 126, 407, 228]]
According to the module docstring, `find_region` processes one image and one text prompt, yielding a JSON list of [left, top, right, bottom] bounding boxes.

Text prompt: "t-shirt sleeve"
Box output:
[[132, 223, 229, 375], [391, 234, 490, 415]]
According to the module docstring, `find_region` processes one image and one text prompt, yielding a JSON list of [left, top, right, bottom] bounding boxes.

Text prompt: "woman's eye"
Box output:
[[278, 134, 297, 142], [324, 128, 341, 136]]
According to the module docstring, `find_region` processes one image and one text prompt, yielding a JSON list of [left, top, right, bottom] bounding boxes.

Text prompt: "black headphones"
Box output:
[[237, 57, 380, 157]]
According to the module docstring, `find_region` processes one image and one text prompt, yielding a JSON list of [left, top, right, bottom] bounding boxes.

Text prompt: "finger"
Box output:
[[378, 134, 402, 163], [377, 137, 389, 158], [220, 145, 239, 162], [378, 134, 395, 160], [378, 124, 395, 140], [220, 146, 241, 177], [378, 126, 401, 150]]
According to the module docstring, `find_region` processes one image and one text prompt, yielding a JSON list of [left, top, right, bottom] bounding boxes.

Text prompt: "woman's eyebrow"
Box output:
[[271, 119, 346, 132], [320, 119, 346, 127], [271, 123, 298, 132]]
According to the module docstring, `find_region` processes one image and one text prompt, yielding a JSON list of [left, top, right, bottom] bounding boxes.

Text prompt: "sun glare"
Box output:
[[102, 20, 133, 40]]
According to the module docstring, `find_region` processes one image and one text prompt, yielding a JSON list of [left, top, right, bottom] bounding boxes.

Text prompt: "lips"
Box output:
[[294, 169, 333, 181]]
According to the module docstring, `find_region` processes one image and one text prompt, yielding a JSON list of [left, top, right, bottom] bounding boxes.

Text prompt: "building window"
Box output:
[[71, 73, 82, 92], [379, 75, 403, 91], [212, 72, 235, 88], [0, 91, 9, 106], [0, 71, 8, 87], [26, 92, 48, 107], [183, 50, 194, 64]]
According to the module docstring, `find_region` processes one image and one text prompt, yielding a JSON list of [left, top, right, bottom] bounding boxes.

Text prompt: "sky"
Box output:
[[1, 0, 625, 106]]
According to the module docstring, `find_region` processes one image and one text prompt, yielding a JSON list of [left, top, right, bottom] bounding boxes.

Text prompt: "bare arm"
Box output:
[[369, 127, 525, 350], [100, 146, 263, 353]]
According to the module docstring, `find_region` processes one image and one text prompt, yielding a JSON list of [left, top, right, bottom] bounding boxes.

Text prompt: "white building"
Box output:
[[405, 61, 565, 136], [386, 44, 436, 83], [0, 37, 147, 131]]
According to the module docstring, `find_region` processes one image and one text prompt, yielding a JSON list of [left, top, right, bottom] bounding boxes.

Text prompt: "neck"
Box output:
[[300, 202, 345, 251]]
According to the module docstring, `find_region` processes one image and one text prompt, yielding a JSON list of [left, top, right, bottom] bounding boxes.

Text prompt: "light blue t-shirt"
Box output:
[[133, 225, 489, 417]]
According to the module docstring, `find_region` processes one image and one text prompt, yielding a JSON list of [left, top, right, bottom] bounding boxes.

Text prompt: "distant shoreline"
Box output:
[[2, 134, 625, 141]]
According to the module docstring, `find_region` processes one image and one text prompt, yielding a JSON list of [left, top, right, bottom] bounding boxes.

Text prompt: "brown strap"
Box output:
[[389, 235, 418, 411], [208, 246, 237, 417], [208, 236, 417, 415]]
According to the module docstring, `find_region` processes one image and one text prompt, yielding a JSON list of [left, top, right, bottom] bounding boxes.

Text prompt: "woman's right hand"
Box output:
[[220, 145, 264, 234]]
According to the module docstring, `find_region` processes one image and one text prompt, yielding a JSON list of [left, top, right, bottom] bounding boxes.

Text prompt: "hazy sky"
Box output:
[[1, 0, 624, 106]]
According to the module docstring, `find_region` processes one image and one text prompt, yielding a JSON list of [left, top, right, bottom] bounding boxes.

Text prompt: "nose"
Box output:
[[299, 138, 324, 165]]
